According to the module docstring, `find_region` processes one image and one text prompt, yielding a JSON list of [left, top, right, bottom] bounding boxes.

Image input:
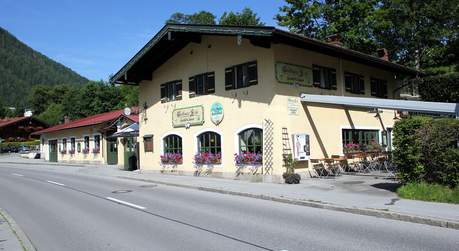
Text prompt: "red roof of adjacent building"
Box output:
[[33, 107, 138, 135], [0, 116, 48, 128]]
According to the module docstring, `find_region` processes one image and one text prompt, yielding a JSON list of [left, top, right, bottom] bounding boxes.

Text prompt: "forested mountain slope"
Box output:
[[0, 26, 88, 107]]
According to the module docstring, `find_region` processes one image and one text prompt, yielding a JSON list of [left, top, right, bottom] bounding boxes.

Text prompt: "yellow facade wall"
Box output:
[[137, 35, 399, 177]]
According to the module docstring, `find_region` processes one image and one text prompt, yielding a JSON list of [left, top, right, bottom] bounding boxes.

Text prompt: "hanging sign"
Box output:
[[172, 106, 204, 128], [275, 62, 313, 87], [210, 102, 224, 125]]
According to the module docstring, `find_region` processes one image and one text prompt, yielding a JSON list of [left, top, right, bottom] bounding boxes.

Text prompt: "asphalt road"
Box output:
[[0, 164, 457, 251]]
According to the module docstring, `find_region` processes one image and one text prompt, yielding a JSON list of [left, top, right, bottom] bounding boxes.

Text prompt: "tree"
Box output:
[[166, 11, 216, 25], [276, 0, 379, 54], [37, 103, 65, 125], [276, 0, 459, 70], [119, 85, 139, 107], [219, 8, 265, 26]]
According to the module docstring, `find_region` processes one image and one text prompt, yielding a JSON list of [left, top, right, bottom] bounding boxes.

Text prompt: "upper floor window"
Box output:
[[370, 78, 388, 98], [344, 72, 365, 94], [189, 72, 215, 98], [163, 134, 182, 154], [160, 80, 182, 103], [313, 65, 337, 90], [238, 128, 263, 153], [225, 61, 258, 90]]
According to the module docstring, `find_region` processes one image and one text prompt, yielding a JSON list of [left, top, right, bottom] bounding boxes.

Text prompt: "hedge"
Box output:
[[0, 140, 40, 150], [393, 117, 459, 188]]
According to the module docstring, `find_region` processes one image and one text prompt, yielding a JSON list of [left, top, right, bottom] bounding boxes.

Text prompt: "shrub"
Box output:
[[283, 173, 301, 184], [393, 116, 459, 187]]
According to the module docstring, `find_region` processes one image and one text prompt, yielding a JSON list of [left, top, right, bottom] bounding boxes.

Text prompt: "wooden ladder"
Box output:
[[282, 127, 292, 165]]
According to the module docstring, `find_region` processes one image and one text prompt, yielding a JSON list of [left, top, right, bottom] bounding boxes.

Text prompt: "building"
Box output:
[[110, 24, 457, 179], [33, 108, 139, 167], [0, 116, 48, 142]]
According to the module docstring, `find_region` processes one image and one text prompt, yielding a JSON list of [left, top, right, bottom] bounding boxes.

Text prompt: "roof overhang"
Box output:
[[300, 94, 459, 117], [110, 24, 420, 85]]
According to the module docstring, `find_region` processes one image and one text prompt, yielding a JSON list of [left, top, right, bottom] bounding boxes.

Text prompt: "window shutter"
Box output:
[[175, 81, 182, 100], [312, 66, 320, 86], [344, 74, 352, 92], [370, 79, 377, 96], [330, 69, 337, 90], [206, 72, 215, 94], [189, 77, 196, 98], [359, 77, 365, 94], [247, 61, 258, 86], [196, 74, 204, 95], [382, 81, 388, 98], [225, 67, 235, 90], [160, 84, 166, 102]]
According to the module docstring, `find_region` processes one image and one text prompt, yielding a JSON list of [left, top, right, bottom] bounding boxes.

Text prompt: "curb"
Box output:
[[118, 176, 459, 230], [0, 208, 36, 251]]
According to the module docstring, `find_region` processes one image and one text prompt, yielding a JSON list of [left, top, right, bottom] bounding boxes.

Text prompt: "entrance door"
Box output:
[[123, 137, 137, 170], [49, 140, 58, 162], [106, 139, 118, 165]]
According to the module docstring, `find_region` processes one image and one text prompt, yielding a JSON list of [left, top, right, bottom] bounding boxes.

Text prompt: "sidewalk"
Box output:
[[0, 208, 35, 251], [2, 154, 459, 229]]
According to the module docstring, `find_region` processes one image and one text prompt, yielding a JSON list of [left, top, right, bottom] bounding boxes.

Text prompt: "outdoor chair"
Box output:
[[310, 159, 328, 178]]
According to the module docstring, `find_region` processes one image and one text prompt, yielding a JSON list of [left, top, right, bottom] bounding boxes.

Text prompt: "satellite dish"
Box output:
[[123, 107, 131, 116]]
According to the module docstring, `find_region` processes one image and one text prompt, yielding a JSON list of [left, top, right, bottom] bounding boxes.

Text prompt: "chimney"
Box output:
[[64, 115, 70, 124], [377, 48, 389, 61], [327, 34, 343, 47]]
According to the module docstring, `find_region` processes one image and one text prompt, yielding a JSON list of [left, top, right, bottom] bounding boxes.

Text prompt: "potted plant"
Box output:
[[282, 154, 301, 184], [82, 148, 90, 154], [92, 148, 100, 154]]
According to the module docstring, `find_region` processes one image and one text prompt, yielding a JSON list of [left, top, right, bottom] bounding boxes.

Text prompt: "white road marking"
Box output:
[[106, 197, 146, 210], [46, 180, 66, 186], [11, 173, 24, 177]]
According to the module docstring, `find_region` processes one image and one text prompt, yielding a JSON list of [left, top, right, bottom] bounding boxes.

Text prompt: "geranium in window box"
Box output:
[[60, 149, 67, 154], [343, 143, 361, 157], [234, 152, 263, 166], [82, 148, 90, 154], [68, 149, 75, 154], [365, 140, 383, 153], [160, 153, 183, 165], [193, 152, 221, 165], [92, 148, 100, 154]]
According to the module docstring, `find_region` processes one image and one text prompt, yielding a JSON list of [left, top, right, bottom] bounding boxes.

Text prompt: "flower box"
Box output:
[[82, 148, 90, 154], [160, 153, 183, 165], [194, 152, 221, 165], [234, 152, 262, 166], [69, 149, 75, 154], [60, 150, 67, 154], [92, 148, 100, 154]]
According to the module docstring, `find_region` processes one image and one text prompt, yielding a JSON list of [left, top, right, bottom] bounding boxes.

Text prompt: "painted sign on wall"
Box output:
[[287, 97, 300, 116], [275, 62, 313, 87], [210, 102, 224, 125], [172, 106, 204, 128]]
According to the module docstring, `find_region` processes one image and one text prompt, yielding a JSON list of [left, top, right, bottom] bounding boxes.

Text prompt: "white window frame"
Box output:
[[233, 124, 263, 154], [160, 131, 184, 155], [194, 128, 224, 167]]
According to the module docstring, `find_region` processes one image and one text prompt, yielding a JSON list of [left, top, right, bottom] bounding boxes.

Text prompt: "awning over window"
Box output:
[[109, 123, 139, 138], [300, 94, 459, 117]]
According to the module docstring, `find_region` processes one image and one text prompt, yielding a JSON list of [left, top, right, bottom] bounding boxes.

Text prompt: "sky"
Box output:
[[0, 0, 284, 81]]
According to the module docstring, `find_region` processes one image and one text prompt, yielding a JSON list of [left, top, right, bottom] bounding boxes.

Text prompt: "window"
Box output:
[[84, 136, 90, 149], [163, 134, 182, 154], [344, 72, 365, 94], [62, 138, 67, 151], [225, 61, 258, 90], [342, 129, 379, 147], [189, 72, 215, 97], [160, 80, 182, 103], [144, 135, 153, 152], [70, 138, 75, 151], [238, 128, 263, 153], [313, 65, 337, 90], [370, 78, 388, 98], [94, 135, 100, 149], [198, 131, 221, 154]]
